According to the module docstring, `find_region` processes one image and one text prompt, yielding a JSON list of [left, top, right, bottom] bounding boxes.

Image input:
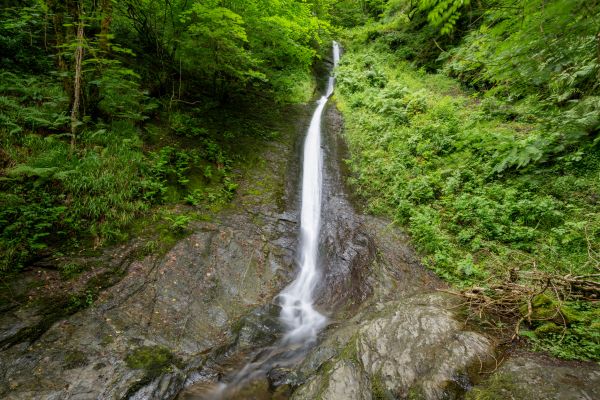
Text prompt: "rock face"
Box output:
[[467, 352, 600, 400], [0, 104, 307, 399], [0, 209, 297, 400], [290, 216, 495, 400], [315, 102, 375, 311], [357, 295, 492, 399]]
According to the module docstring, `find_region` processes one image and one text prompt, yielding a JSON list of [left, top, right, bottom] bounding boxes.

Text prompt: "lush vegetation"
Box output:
[[0, 0, 332, 275], [333, 0, 599, 361], [1, 0, 598, 363]]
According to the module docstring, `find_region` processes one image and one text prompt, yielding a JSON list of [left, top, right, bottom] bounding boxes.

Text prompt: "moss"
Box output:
[[125, 345, 175, 377], [407, 386, 427, 400], [101, 334, 115, 346], [59, 263, 87, 280], [466, 373, 528, 400], [313, 361, 335, 399], [371, 373, 393, 400], [338, 335, 360, 365], [534, 322, 563, 335], [559, 304, 586, 324], [521, 294, 585, 325], [272, 384, 293, 400], [64, 350, 88, 369]]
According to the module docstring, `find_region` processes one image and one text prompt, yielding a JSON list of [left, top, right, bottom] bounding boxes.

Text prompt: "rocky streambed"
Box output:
[[1, 73, 599, 399]]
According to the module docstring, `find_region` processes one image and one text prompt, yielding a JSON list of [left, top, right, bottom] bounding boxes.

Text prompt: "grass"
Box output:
[[334, 34, 600, 361]]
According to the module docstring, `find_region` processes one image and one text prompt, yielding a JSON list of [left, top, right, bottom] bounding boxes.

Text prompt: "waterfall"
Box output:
[[278, 41, 341, 344], [180, 42, 342, 399]]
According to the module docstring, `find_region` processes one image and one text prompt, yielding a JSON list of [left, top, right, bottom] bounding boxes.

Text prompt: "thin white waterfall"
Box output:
[[179, 42, 342, 400], [278, 41, 340, 344]]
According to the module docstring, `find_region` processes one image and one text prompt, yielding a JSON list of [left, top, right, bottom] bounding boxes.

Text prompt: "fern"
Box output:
[[419, 0, 471, 35]]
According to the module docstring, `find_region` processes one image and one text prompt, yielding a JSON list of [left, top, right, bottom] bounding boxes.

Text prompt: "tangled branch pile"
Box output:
[[445, 269, 600, 342]]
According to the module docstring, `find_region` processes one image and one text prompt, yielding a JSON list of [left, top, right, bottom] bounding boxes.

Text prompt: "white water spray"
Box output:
[[279, 41, 340, 344], [178, 42, 341, 400]]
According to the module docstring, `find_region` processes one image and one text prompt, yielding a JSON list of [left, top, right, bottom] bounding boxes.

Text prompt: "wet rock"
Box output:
[[292, 359, 371, 400], [267, 367, 292, 387], [0, 220, 295, 399], [467, 352, 600, 400], [314, 103, 377, 311], [232, 304, 283, 351], [323, 360, 371, 400], [0, 305, 44, 346], [292, 293, 493, 400], [0, 105, 304, 399], [356, 294, 492, 399], [129, 370, 187, 400], [0, 226, 293, 399]]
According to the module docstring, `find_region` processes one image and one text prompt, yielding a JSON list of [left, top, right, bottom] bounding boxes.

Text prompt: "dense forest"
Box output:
[[1, 0, 334, 273], [1, 0, 599, 383]]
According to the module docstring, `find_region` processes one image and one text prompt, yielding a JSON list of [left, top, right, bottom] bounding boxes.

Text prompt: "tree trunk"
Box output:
[[48, 0, 71, 96], [70, 14, 85, 151], [99, 0, 112, 53]]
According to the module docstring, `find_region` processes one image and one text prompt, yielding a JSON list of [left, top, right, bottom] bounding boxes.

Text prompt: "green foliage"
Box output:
[[180, 1, 263, 94], [164, 214, 192, 234], [0, 3, 52, 72], [59, 263, 86, 280], [465, 373, 525, 400], [419, 0, 471, 35], [143, 141, 236, 206], [0, 72, 69, 136], [0, 0, 329, 279], [0, 129, 151, 272], [336, 38, 600, 359], [65, 289, 95, 313], [89, 61, 154, 122], [371, 372, 394, 399], [440, 0, 600, 168], [520, 299, 600, 361], [112, 0, 328, 101]]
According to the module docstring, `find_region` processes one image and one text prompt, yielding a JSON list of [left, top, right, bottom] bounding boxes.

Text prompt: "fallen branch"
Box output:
[[438, 269, 599, 341]]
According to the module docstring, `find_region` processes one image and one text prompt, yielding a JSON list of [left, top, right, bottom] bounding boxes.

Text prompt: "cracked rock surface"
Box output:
[[290, 217, 495, 400], [0, 103, 307, 399]]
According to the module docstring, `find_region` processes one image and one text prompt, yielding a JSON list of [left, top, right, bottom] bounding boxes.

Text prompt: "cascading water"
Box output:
[[179, 42, 341, 399], [278, 41, 340, 344]]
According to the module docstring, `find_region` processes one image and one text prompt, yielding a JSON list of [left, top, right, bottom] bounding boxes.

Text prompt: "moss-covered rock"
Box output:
[[125, 346, 175, 376], [467, 353, 600, 399], [466, 373, 525, 400], [534, 322, 563, 335], [63, 350, 89, 370], [521, 294, 586, 325]]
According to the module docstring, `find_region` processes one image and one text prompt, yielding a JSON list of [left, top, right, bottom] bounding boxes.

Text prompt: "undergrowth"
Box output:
[[0, 70, 301, 276], [335, 34, 599, 361]]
